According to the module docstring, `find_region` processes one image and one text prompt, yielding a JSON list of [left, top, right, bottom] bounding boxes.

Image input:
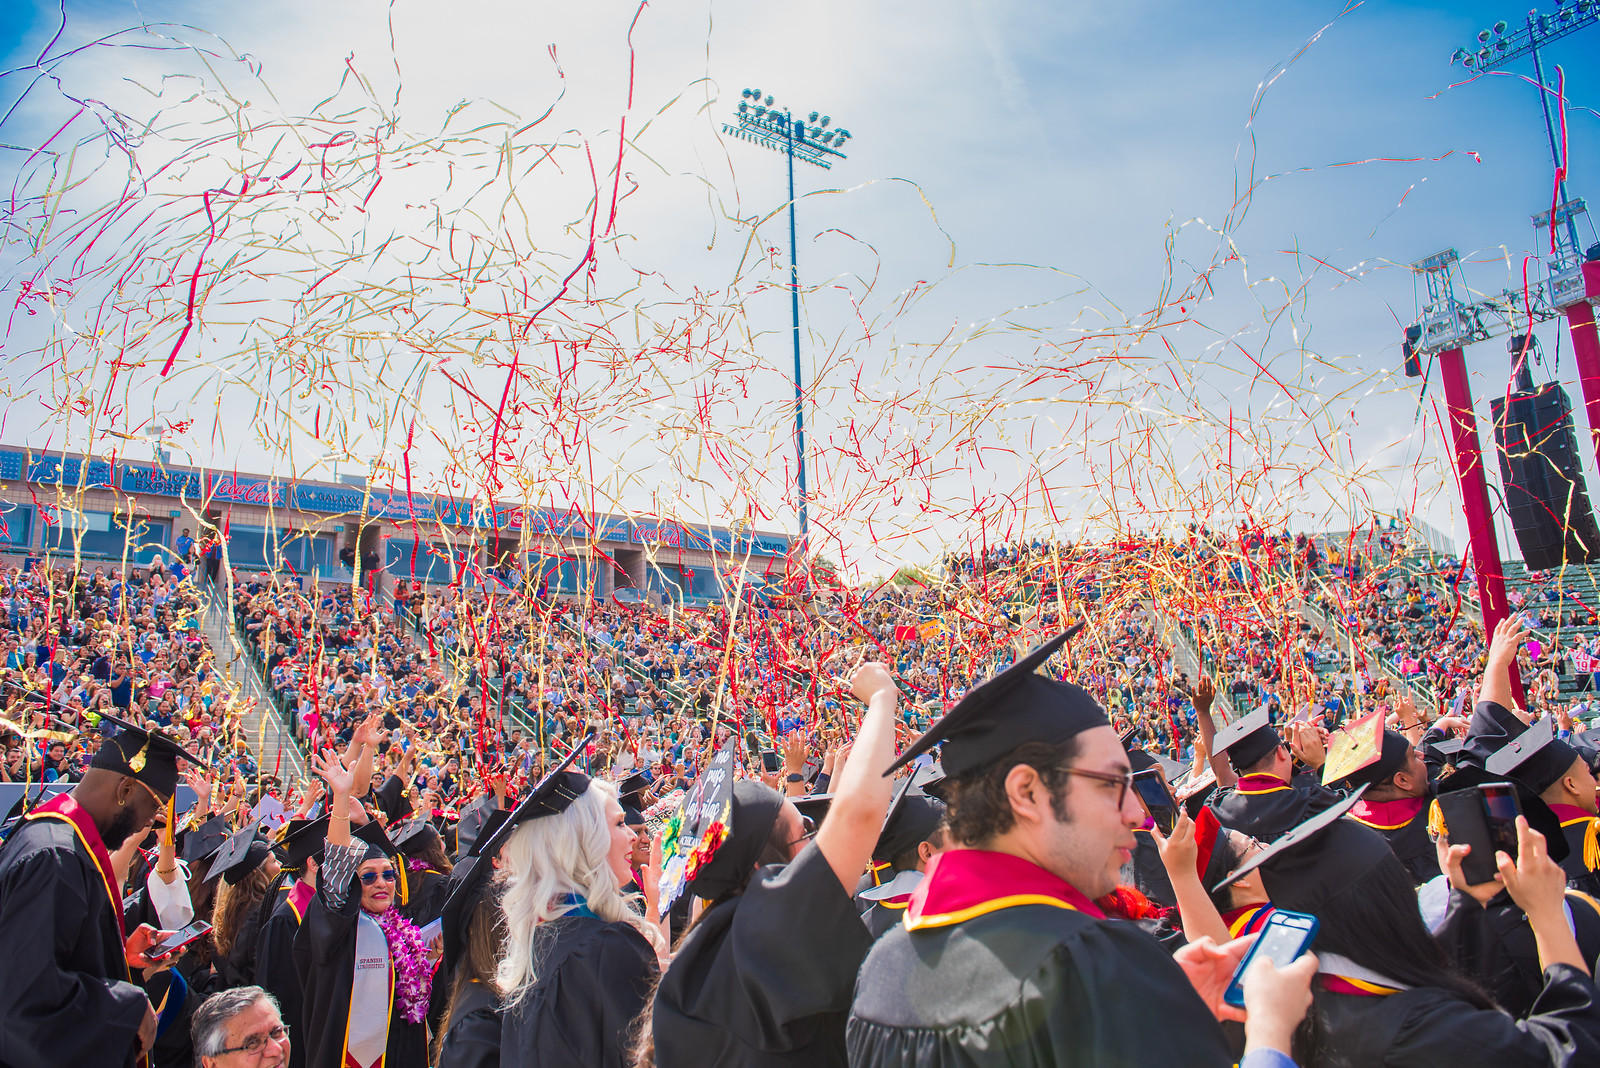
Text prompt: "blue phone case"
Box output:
[[1222, 909, 1319, 1008]]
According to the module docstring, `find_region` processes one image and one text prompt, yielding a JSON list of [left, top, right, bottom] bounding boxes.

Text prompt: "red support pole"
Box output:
[[1437, 345, 1525, 706], [1566, 262, 1600, 467]]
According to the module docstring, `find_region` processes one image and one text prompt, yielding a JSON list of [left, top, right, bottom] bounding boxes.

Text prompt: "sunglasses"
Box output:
[[359, 869, 397, 885]]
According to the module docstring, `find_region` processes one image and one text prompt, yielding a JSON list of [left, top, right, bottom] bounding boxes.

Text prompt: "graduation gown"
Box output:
[[1207, 771, 1344, 842], [856, 870, 923, 941], [292, 861, 428, 1068], [436, 978, 499, 1068], [1301, 964, 1600, 1067], [1347, 793, 1440, 885], [1434, 884, 1600, 1019], [653, 839, 873, 1067], [123, 885, 211, 1068], [0, 793, 147, 1068], [397, 866, 450, 927], [255, 881, 314, 1068], [498, 912, 657, 1068], [1548, 804, 1600, 898], [847, 849, 1235, 1068]]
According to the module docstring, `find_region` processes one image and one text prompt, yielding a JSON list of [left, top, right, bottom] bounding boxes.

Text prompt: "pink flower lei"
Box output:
[[375, 906, 435, 1024]]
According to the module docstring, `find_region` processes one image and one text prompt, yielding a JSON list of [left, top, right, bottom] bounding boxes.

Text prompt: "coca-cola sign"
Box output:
[[210, 474, 287, 506]]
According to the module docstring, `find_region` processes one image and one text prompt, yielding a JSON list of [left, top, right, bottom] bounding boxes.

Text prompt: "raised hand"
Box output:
[[311, 747, 357, 798]]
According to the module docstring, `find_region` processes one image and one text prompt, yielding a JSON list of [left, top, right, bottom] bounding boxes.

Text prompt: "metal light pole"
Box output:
[[724, 89, 853, 551], [1450, 1, 1598, 261]]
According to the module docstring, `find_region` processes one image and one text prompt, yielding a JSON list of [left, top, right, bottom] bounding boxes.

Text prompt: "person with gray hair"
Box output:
[[190, 986, 289, 1068]]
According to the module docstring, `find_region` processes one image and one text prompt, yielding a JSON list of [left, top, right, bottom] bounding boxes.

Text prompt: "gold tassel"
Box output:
[[1585, 819, 1599, 874], [397, 859, 410, 906], [1427, 799, 1446, 839]]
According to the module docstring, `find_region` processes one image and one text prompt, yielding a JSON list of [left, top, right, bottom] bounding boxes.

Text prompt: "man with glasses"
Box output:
[[848, 631, 1279, 1067], [192, 987, 290, 1068]]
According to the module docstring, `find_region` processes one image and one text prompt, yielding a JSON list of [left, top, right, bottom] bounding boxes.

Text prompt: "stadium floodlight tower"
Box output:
[[724, 89, 852, 553], [1449, 2, 1600, 468]]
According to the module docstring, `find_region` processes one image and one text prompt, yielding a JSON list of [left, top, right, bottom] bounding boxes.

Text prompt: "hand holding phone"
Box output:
[[1224, 910, 1318, 1008]]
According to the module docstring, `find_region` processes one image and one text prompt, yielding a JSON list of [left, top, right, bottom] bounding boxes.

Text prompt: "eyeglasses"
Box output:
[[1061, 767, 1135, 808], [217, 1024, 290, 1057], [359, 869, 397, 885]]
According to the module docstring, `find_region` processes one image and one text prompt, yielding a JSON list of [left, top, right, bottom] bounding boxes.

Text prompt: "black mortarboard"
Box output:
[[90, 712, 208, 797], [875, 793, 945, 862], [1211, 786, 1381, 909], [886, 627, 1105, 779], [1211, 709, 1282, 771], [1338, 729, 1413, 789], [208, 823, 273, 885], [1459, 700, 1530, 770], [1426, 736, 1466, 758], [390, 817, 442, 857], [180, 813, 230, 863], [470, 734, 593, 863], [275, 816, 329, 869], [792, 792, 834, 825], [454, 793, 504, 861], [618, 772, 650, 812], [353, 817, 399, 862], [1485, 716, 1582, 795]]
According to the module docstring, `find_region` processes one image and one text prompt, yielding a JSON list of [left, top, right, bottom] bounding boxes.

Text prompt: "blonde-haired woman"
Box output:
[[438, 754, 662, 1068]]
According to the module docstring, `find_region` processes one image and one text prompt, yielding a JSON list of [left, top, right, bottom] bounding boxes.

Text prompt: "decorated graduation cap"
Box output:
[[885, 627, 1104, 780], [1211, 786, 1390, 912], [207, 822, 274, 885], [274, 815, 329, 870], [1323, 713, 1406, 788], [90, 712, 208, 798], [1211, 709, 1282, 772], [658, 741, 743, 912], [1485, 715, 1583, 796]]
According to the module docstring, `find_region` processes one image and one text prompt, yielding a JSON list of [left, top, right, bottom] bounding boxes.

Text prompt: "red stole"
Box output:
[[904, 848, 1105, 931], [1235, 774, 1291, 795], [286, 879, 315, 922], [1549, 803, 1596, 828], [1349, 795, 1426, 832]]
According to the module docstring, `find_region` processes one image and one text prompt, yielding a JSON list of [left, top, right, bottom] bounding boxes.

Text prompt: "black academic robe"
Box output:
[[1347, 793, 1440, 885], [436, 978, 500, 1068], [1435, 885, 1600, 1019], [0, 811, 147, 1067], [218, 896, 271, 988], [653, 840, 873, 1067], [255, 883, 313, 1068], [122, 884, 215, 1068], [1207, 771, 1344, 842], [292, 877, 428, 1068], [498, 914, 656, 1068], [1299, 964, 1600, 1067], [847, 905, 1234, 1066]]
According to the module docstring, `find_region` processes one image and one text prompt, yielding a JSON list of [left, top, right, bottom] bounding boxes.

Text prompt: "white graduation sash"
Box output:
[[345, 912, 393, 1068]]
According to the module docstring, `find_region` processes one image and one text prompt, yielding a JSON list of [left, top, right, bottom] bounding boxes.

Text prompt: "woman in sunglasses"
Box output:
[[296, 715, 433, 1068]]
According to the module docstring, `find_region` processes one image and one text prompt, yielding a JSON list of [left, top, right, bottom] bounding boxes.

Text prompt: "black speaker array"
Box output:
[[1490, 383, 1600, 571]]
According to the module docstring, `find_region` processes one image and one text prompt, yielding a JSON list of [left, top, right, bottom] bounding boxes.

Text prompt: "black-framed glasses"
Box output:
[[217, 1023, 290, 1056], [1062, 767, 1135, 808], [784, 814, 817, 853], [359, 869, 397, 885]]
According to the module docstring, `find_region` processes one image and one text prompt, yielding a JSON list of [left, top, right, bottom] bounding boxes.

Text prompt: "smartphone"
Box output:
[[1479, 781, 1523, 862], [1436, 788, 1500, 885], [1131, 768, 1180, 835], [761, 749, 782, 774], [148, 920, 213, 961], [1223, 909, 1319, 1008]]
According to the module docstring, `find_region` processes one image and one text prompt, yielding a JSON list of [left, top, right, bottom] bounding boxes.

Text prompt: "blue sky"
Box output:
[[0, 1, 1597, 568]]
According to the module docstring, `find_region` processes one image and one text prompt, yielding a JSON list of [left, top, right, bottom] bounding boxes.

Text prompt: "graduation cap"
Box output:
[[1425, 735, 1467, 759], [353, 816, 399, 862], [1211, 709, 1282, 772], [792, 792, 833, 825], [618, 772, 650, 813], [454, 793, 505, 861], [885, 627, 1105, 780], [1459, 700, 1530, 771], [469, 733, 594, 864], [90, 712, 209, 797], [390, 817, 443, 857], [1173, 762, 1218, 803], [180, 813, 231, 863], [1324, 715, 1406, 789], [1433, 762, 1569, 865], [874, 765, 947, 863], [1210, 786, 1380, 911], [207, 823, 274, 885], [274, 816, 329, 870], [1485, 716, 1583, 796], [659, 742, 745, 910]]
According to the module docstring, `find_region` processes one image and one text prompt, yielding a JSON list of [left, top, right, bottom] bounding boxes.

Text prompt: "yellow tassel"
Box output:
[[397, 859, 409, 906], [1427, 799, 1447, 839], [1585, 819, 1599, 874]]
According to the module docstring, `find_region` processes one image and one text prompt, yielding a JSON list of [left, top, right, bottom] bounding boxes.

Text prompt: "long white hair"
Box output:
[[495, 778, 663, 1005]]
